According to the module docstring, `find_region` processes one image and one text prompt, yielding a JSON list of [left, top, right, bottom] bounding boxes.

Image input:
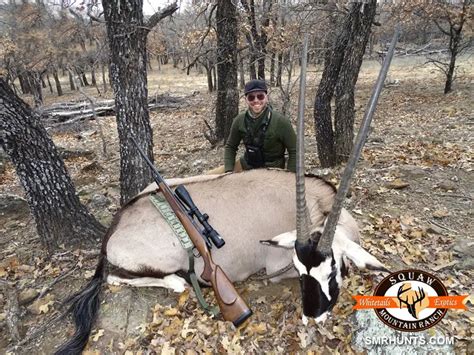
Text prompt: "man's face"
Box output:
[[245, 91, 268, 115]]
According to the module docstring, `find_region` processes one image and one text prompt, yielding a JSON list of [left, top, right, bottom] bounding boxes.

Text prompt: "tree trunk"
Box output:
[[241, 2, 257, 80], [270, 52, 276, 86], [238, 53, 245, 89], [46, 73, 53, 94], [205, 64, 213, 92], [334, 1, 376, 164], [18, 72, 30, 94], [101, 63, 108, 93], [216, 0, 239, 141], [276, 52, 283, 87], [68, 70, 76, 90], [212, 64, 217, 90], [29, 71, 43, 107], [241, 0, 270, 81], [52, 69, 63, 96], [91, 66, 97, 86], [0, 79, 105, 251], [444, 55, 455, 94], [313, 4, 357, 168], [248, 54, 257, 80], [103, 0, 154, 204], [444, 26, 462, 94], [75, 67, 85, 86]]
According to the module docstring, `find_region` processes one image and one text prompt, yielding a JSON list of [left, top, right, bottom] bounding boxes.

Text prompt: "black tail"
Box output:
[[54, 255, 106, 355]]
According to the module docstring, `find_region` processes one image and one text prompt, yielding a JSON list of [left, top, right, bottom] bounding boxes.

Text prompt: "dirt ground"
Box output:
[[1, 55, 473, 354]]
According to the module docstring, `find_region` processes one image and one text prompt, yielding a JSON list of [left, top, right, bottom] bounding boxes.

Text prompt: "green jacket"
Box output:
[[224, 106, 296, 172]]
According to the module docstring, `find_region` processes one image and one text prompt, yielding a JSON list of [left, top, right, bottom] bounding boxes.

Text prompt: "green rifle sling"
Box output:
[[149, 193, 219, 316]]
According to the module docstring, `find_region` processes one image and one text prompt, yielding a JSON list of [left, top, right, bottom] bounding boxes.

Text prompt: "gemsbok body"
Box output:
[[56, 169, 387, 354]]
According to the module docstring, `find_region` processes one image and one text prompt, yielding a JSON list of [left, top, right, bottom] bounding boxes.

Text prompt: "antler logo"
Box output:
[[395, 282, 429, 319], [367, 270, 449, 332], [353, 269, 468, 332]]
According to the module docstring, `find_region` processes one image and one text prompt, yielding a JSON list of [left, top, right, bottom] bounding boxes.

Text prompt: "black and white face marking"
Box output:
[[294, 238, 341, 324]]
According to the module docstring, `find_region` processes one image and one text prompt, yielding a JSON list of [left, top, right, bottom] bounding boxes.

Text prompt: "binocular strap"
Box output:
[[149, 193, 219, 316]]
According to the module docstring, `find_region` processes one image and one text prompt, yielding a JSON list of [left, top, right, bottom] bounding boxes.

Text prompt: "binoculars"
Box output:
[[175, 185, 225, 249]]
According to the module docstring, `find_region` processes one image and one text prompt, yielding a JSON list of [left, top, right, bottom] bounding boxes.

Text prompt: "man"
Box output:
[[216, 79, 296, 173]]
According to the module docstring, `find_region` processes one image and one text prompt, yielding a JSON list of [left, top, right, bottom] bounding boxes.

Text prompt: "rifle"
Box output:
[[175, 185, 225, 249], [131, 137, 252, 327]]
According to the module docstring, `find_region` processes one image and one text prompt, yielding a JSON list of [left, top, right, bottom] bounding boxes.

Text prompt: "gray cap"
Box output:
[[244, 79, 267, 95]]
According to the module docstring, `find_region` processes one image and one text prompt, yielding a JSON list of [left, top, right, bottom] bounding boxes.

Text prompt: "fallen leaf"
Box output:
[[180, 318, 196, 338], [317, 325, 335, 340], [39, 302, 52, 314], [409, 229, 425, 238], [27, 294, 55, 315], [400, 215, 415, 226], [92, 329, 104, 342], [163, 318, 183, 338], [245, 322, 267, 336], [164, 307, 178, 316], [383, 244, 397, 254], [178, 289, 189, 307], [298, 330, 308, 348], [107, 284, 122, 293], [196, 322, 213, 336], [386, 179, 410, 189], [432, 209, 450, 218]]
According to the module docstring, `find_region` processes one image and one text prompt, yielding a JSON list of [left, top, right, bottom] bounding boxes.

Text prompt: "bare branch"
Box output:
[[145, 2, 179, 32], [87, 11, 104, 23], [182, 4, 218, 72], [433, 19, 450, 36], [425, 58, 449, 74], [202, 118, 219, 147]]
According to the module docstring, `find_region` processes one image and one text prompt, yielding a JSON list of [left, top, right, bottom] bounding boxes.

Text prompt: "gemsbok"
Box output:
[[54, 169, 387, 354]]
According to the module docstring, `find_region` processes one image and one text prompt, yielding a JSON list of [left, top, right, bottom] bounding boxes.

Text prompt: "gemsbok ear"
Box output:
[[338, 238, 389, 272], [260, 230, 296, 249]]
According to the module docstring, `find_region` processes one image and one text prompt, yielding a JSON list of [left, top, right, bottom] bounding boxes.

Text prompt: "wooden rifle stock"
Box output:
[[130, 136, 252, 326]]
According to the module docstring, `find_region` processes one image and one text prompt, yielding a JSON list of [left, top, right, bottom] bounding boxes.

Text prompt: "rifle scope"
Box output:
[[175, 185, 225, 249]]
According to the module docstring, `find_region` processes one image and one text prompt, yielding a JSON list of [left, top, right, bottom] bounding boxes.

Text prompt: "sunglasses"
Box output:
[[247, 93, 266, 102]]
